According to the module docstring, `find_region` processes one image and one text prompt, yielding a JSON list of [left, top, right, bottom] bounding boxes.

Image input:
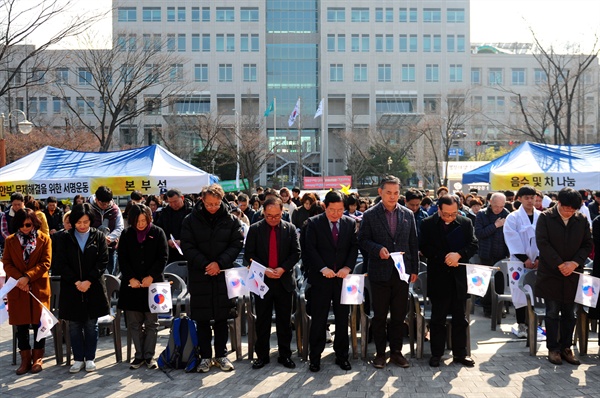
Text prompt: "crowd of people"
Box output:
[[0, 180, 597, 375]]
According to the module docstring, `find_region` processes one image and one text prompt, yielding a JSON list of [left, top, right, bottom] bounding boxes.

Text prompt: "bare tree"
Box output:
[[51, 34, 187, 151], [0, 0, 105, 99]]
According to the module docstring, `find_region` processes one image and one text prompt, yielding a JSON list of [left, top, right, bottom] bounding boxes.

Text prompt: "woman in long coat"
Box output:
[[3, 208, 52, 375], [56, 203, 110, 373], [117, 204, 168, 370]]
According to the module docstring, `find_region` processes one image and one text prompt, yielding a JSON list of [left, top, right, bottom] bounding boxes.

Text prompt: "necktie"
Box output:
[[332, 221, 339, 246], [268, 226, 278, 268]]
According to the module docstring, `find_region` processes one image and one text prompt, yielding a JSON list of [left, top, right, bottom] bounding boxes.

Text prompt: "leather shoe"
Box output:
[[335, 357, 352, 371], [277, 357, 296, 369], [389, 352, 410, 368], [560, 348, 580, 365], [309, 361, 320, 372], [252, 358, 270, 369], [429, 356, 441, 367], [372, 354, 386, 369], [548, 351, 562, 365], [453, 356, 475, 367]]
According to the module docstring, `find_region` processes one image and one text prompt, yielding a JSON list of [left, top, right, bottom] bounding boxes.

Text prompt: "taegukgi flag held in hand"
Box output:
[[340, 274, 365, 305], [466, 264, 493, 297], [575, 273, 600, 308], [390, 252, 410, 283], [247, 260, 269, 299], [224, 267, 249, 299]]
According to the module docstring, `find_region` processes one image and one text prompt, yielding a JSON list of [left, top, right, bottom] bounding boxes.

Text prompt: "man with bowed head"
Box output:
[[304, 190, 359, 372], [535, 187, 592, 366], [358, 175, 419, 369], [420, 194, 478, 368]]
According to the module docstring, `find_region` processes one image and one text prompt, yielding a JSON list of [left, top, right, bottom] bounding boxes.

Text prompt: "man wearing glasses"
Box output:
[[244, 196, 301, 370], [90, 186, 124, 275], [420, 194, 478, 368]]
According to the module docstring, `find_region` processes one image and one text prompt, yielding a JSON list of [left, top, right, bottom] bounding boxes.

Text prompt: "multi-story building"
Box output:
[[1, 1, 597, 188]]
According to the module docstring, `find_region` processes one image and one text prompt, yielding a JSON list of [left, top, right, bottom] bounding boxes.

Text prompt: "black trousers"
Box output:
[[254, 279, 293, 360], [430, 291, 468, 358], [371, 271, 409, 356], [196, 319, 228, 359], [16, 324, 45, 351], [308, 278, 349, 362]]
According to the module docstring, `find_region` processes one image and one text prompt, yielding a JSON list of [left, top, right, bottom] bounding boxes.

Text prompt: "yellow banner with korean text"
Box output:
[[490, 172, 581, 191]]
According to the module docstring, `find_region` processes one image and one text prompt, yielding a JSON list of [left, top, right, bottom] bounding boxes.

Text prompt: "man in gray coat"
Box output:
[[358, 175, 419, 369]]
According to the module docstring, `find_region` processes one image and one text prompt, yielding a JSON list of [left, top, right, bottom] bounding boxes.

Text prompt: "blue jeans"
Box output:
[[70, 318, 99, 361], [544, 299, 576, 352]]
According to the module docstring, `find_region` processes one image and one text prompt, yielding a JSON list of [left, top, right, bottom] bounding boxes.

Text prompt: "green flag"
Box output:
[[264, 100, 274, 117]]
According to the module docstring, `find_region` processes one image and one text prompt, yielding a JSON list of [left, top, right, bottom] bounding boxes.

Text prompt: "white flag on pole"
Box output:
[[247, 260, 270, 299], [28, 291, 59, 342], [390, 252, 410, 283], [341, 274, 365, 305], [575, 273, 600, 308], [0, 300, 8, 325], [0, 276, 18, 299], [225, 267, 249, 299], [466, 264, 493, 297], [314, 98, 324, 119], [507, 261, 528, 309], [288, 98, 301, 127]]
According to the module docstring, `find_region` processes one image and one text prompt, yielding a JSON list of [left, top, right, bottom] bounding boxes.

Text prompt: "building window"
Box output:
[[362, 34, 369, 52], [118, 7, 137, 22], [192, 34, 200, 52], [328, 34, 336, 52], [327, 7, 345, 22], [353, 64, 367, 82], [202, 7, 210, 22], [450, 64, 463, 82], [216, 34, 225, 52], [423, 8, 441, 23], [471, 68, 481, 84], [202, 34, 211, 51], [426, 64, 439, 82], [487, 96, 505, 114], [433, 35, 441, 52], [241, 7, 259, 22], [409, 35, 417, 52], [447, 35, 455, 52], [52, 97, 62, 114], [351, 8, 369, 22], [177, 34, 186, 52], [243, 64, 257, 82], [330, 64, 343, 82], [352, 34, 368, 52], [402, 64, 415, 82], [489, 68, 503, 85], [216, 7, 234, 22], [55, 68, 68, 85], [167, 34, 175, 52], [78, 68, 92, 86], [376, 35, 383, 52], [375, 8, 392, 23], [241, 34, 258, 51], [145, 64, 159, 83], [385, 35, 393, 52], [226, 34, 234, 51], [512, 68, 526, 85], [409, 8, 417, 22], [120, 126, 137, 146], [218, 64, 233, 82], [142, 7, 161, 22], [534, 69, 547, 84], [170, 64, 184, 81], [152, 34, 161, 51], [178, 7, 185, 22], [192, 7, 200, 22], [399, 35, 407, 52], [423, 35, 431, 52], [145, 96, 161, 115], [378, 64, 391, 82], [457, 35, 465, 52], [194, 64, 208, 82], [447, 8, 465, 23], [337, 35, 346, 52], [167, 7, 175, 22]]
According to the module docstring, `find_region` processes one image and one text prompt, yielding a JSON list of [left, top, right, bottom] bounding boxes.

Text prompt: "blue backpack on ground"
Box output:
[[157, 315, 199, 373]]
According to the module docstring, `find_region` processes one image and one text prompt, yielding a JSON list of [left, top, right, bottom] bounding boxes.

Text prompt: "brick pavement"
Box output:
[[1, 308, 599, 398]]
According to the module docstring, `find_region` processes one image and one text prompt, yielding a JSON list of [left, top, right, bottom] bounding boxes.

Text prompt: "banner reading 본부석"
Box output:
[[303, 176, 352, 190], [0, 177, 174, 201]]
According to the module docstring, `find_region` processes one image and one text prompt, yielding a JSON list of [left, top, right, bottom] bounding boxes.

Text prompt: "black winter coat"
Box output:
[[535, 206, 593, 302], [56, 228, 110, 321], [117, 224, 168, 312], [180, 201, 244, 322]]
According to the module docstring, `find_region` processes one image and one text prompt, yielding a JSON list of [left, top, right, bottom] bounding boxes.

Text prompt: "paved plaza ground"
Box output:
[[1, 306, 600, 398]]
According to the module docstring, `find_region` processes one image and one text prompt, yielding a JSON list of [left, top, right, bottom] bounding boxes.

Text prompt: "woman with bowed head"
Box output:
[[56, 203, 110, 373], [3, 208, 52, 375], [117, 204, 168, 370]]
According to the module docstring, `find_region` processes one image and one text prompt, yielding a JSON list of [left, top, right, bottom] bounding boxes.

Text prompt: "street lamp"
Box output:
[[0, 110, 34, 167], [387, 156, 393, 171], [232, 109, 240, 190], [211, 158, 216, 174]]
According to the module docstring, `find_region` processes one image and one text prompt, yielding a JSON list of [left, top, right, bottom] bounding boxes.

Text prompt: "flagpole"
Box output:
[[273, 97, 277, 185], [322, 98, 327, 179], [297, 97, 302, 188]]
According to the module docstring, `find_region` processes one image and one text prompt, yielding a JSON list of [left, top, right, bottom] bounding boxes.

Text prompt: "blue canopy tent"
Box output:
[[0, 145, 218, 200], [462, 141, 600, 191]]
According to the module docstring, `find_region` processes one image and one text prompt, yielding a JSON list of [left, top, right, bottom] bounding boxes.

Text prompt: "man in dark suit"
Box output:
[[420, 194, 478, 368], [304, 191, 359, 372], [358, 175, 419, 369], [245, 197, 301, 370]]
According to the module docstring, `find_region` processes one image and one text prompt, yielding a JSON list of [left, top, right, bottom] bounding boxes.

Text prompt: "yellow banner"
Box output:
[[491, 172, 578, 191]]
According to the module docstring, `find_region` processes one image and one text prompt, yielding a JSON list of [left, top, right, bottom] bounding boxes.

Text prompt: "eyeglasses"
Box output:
[[204, 203, 221, 209], [441, 212, 458, 218], [23, 223, 32, 228], [265, 214, 282, 220]]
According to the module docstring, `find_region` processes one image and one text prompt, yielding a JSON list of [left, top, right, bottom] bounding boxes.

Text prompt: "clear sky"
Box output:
[[15, 0, 600, 52]]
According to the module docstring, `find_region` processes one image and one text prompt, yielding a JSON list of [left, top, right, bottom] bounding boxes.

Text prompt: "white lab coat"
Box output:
[[503, 205, 541, 263]]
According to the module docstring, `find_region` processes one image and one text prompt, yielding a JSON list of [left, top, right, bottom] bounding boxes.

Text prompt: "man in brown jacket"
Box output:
[[535, 187, 593, 366]]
